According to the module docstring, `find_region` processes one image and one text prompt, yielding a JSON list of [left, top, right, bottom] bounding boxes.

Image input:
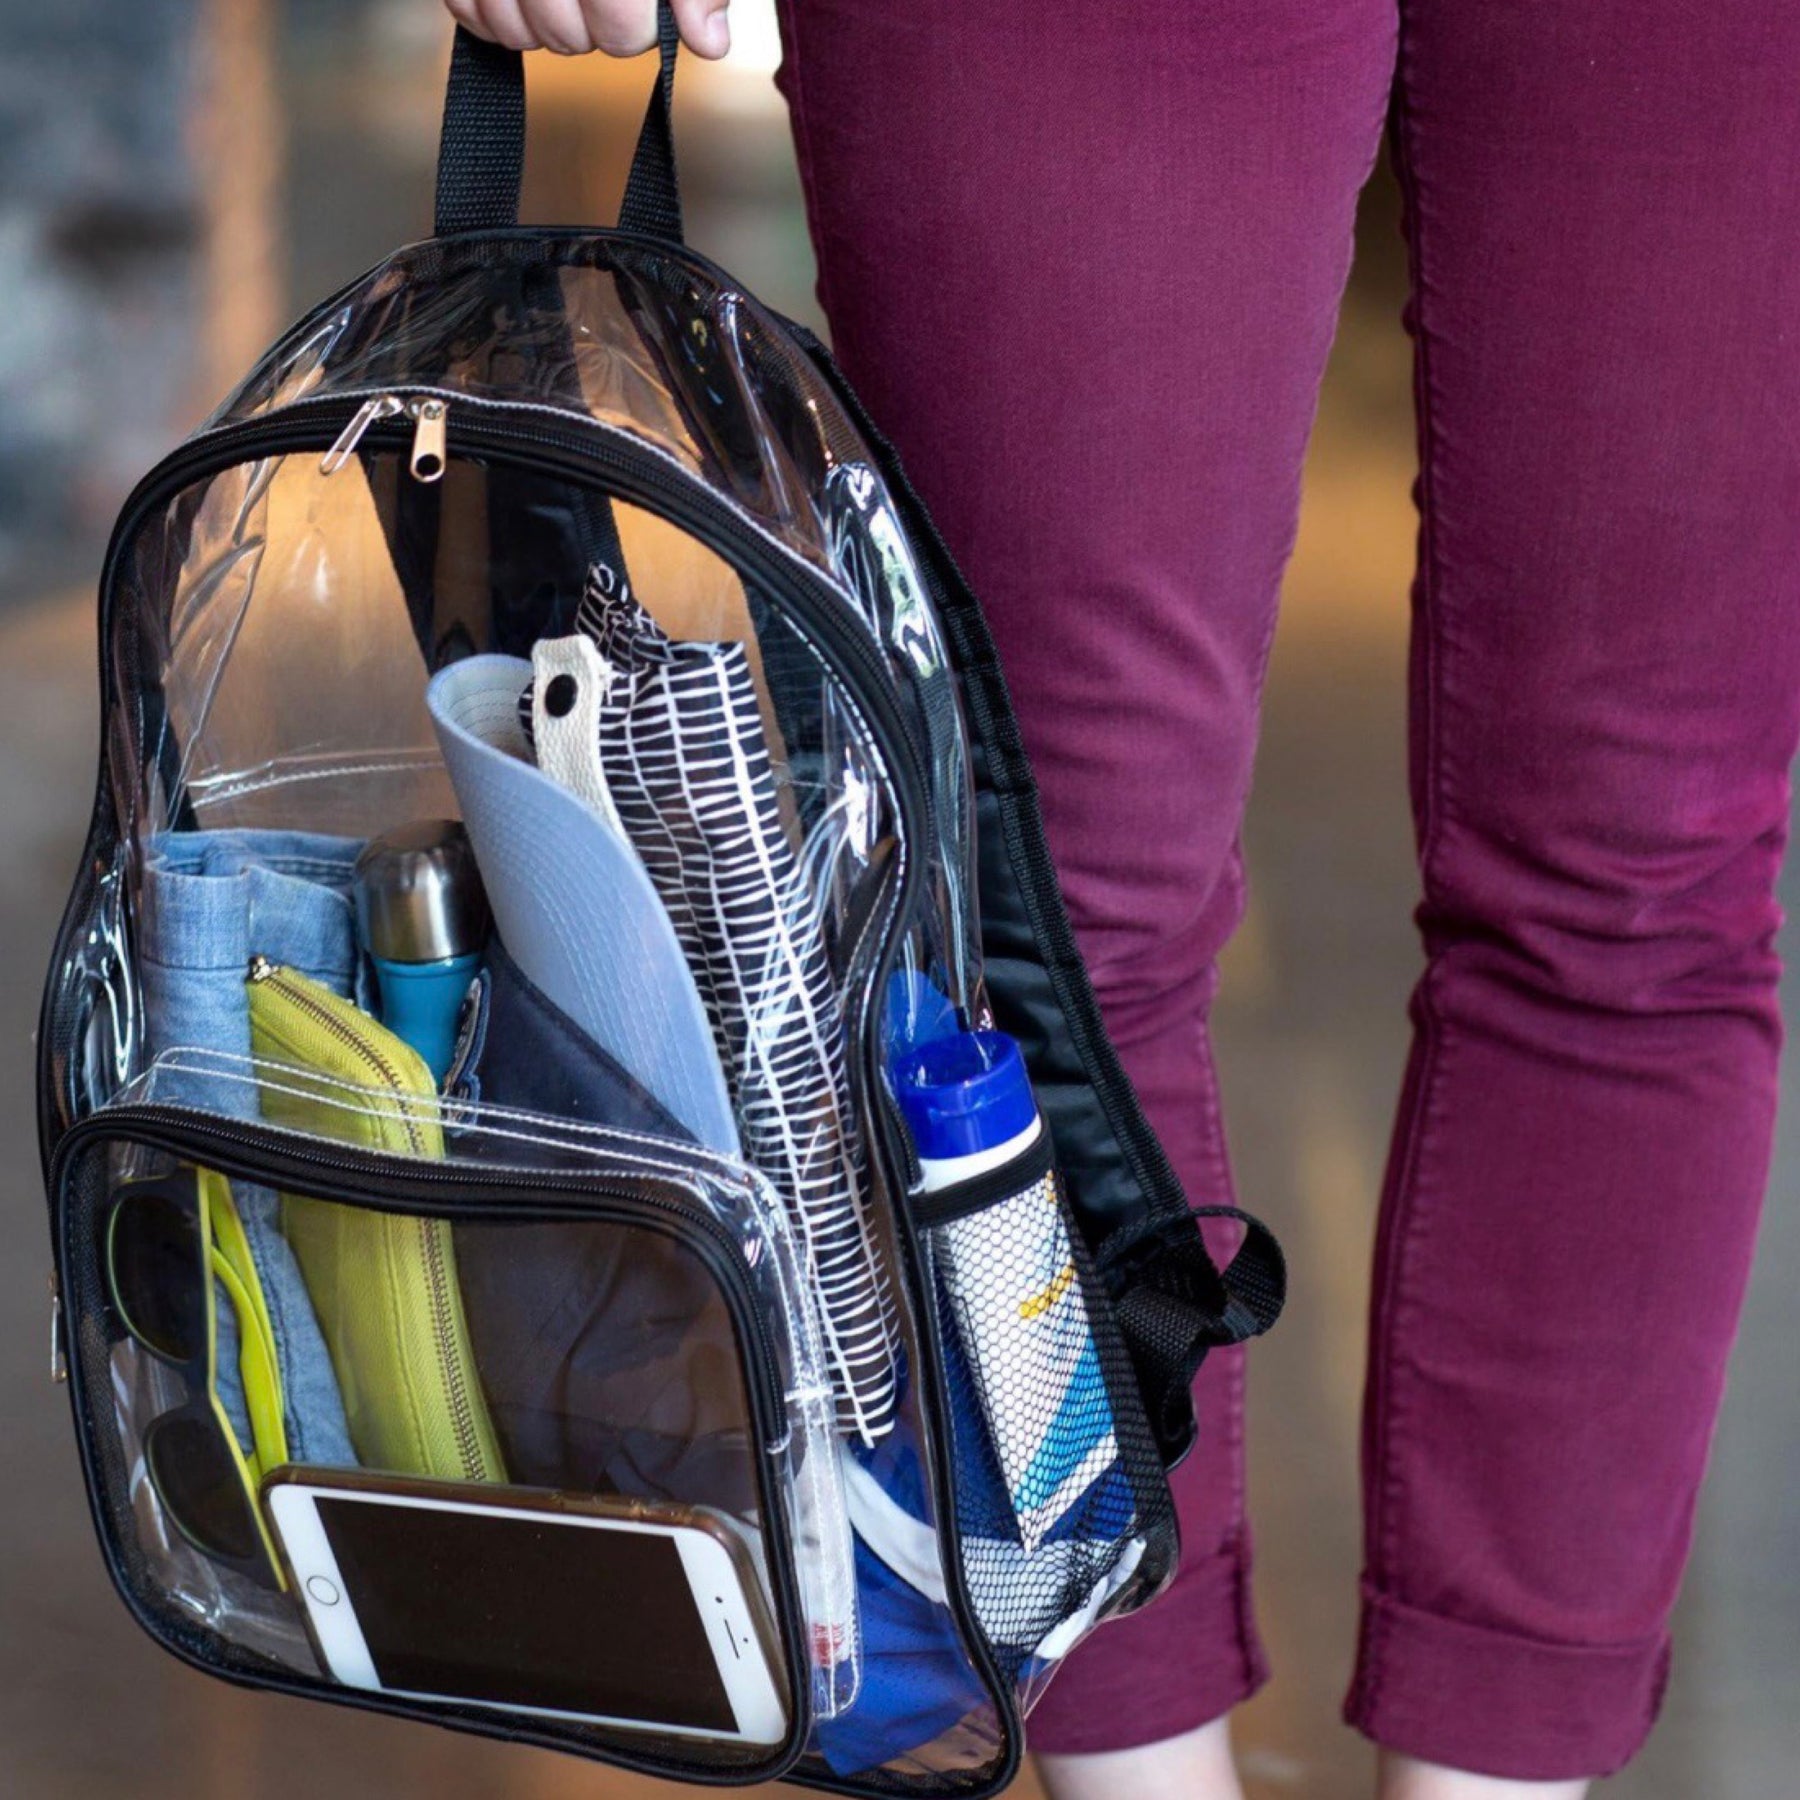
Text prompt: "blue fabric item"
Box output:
[[819, 1423, 987, 1777], [139, 829, 360, 1468], [882, 970, 957, 1065], [824, 1278, 1142, 1774], [453, 935, 697, 1139]]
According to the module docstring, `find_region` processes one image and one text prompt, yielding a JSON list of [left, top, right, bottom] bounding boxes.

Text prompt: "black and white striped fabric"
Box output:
[[528, 563, 902, 1444]]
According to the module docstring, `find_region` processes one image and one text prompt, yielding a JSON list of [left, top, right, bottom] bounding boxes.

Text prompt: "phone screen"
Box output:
[[314, 1498, 737, 1730]]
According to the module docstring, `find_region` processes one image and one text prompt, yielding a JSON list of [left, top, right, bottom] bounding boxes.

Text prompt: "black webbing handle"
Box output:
[[433, 4, 684, 242], [435, 27, 526, 236], [618, 2, 684, 241], [1108, 1205, 1288, 1465]]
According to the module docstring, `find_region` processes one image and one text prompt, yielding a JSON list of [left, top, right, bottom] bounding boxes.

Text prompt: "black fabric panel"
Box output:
[[967, 745, 1151, 1245]]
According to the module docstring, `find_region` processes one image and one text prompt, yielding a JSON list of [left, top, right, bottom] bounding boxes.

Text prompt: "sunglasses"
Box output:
[[104, 1167, 289, 1587]]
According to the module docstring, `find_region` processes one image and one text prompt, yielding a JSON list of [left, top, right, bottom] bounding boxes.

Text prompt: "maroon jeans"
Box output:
[[775, 0, 1800, 1782]]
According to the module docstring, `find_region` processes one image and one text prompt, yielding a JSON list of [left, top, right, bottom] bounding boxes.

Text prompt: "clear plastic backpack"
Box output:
[[38, 15, 1284, 1794]]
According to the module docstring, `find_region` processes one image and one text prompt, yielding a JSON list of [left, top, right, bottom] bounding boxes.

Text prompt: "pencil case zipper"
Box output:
[[244, 958, 503, 1485]]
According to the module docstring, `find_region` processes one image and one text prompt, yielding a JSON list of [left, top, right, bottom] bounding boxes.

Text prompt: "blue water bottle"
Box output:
[[892, 1031, 1125, 1554], [353, 820, 489, 1083]]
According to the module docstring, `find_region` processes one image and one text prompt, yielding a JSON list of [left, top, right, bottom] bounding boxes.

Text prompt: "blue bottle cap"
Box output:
[[892, 1030, 1037, 1162]]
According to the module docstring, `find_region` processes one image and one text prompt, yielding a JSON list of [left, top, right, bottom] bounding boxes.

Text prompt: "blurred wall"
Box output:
[[0, 0, 814, 609], [0, 0, 202, 599]]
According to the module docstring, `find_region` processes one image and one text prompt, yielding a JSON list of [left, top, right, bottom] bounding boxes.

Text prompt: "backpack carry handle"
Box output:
[[434, 3, 684, 243]]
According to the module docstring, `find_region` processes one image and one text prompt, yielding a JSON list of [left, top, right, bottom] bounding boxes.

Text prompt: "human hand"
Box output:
[[441, 0, 730, 60]]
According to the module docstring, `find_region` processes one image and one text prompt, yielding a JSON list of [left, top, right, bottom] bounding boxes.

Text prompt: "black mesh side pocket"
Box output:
[[915, 1135, 1177, 1689]]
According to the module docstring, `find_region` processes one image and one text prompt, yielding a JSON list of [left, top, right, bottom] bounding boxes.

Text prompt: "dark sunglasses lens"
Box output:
[[144, 1411, 263, 1567], [108, 1186, 203, 1364]]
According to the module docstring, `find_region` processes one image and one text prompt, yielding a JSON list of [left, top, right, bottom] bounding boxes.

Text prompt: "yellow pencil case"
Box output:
[[246, 958, 505, 1484]]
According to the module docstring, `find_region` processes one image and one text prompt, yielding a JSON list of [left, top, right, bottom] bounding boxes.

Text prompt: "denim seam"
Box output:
[[242, 1192, 307, 1453], [1187, 918, 1254, 1546], [1230, 1512, 1265, 1693], [152, 858, 352, 877], [1361, 0, 1457, 1719]]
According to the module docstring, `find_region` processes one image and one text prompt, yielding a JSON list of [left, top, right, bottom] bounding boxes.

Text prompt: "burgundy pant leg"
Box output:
[[775, 0, 1395, 1752], [1346, 1, 1800, 1777]]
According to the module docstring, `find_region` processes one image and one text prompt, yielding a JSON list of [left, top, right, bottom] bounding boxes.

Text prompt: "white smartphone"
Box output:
[[264, 1469, 789, 1746]]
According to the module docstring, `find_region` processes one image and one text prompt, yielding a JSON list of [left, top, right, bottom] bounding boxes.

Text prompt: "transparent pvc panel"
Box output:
[[42, 370, 1073, 1780], [203, 234, 981, 1009]]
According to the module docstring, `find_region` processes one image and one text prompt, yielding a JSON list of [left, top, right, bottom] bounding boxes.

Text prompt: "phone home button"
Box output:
[[305, 1575, 341, 1608]]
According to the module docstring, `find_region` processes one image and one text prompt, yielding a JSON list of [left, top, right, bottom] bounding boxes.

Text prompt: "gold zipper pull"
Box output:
[[248, 954, 276, 984], [320, 394, 404, 475], [409, 399, 448, 483], [49, 1271, 66, 1384]]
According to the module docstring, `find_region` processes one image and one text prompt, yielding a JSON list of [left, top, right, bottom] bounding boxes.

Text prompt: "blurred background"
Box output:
[[0, 2, 1793, 1795]]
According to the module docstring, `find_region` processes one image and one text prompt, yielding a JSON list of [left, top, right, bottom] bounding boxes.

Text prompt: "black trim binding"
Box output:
[[908, 1129, 1058, 1231]]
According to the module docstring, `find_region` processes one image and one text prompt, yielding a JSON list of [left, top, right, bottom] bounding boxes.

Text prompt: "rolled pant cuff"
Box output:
[[1344, 1586, 1672, 1779], [1024, 1544, 1267, 1757]]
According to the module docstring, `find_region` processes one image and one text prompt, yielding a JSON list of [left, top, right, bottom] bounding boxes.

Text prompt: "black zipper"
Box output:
[[106, 388, 932, 843], [53, 1102, 791, 1424]]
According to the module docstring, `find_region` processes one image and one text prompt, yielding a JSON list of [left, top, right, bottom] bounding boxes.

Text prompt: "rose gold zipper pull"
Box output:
[[409, 398, 448, 483]]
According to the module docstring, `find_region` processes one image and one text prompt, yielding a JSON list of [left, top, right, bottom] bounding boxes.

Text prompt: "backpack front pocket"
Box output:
[[49, 1057, 860, 1781]]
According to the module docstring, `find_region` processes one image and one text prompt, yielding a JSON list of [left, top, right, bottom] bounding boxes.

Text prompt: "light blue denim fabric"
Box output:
[[140, 829, 361, 1468]]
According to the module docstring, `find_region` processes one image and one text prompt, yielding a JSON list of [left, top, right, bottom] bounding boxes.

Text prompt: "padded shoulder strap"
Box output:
[[780, 317, 1289, 1465]]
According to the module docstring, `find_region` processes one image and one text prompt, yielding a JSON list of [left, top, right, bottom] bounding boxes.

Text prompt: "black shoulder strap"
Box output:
[[1108, 1207, 1287, 1463], [778, 318, 1290, 1467], [433, 5, 683, 242]]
